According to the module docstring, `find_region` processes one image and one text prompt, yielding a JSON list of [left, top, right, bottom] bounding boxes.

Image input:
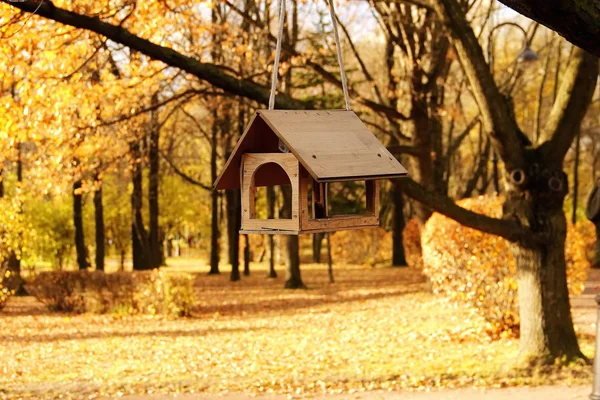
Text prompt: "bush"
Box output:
[[26, 270, 198, 317], [422, 195, 591, 338], [330, 227, 392, 266], [403, 218, 423, 268], [0, 267, 15, 311]]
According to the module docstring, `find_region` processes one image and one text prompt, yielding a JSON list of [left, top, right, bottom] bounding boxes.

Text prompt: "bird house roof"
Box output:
[[214, 110, 407, 190]]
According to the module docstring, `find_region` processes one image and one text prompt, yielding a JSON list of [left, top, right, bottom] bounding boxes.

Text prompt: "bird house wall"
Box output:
[[241, 153, 300, 233]]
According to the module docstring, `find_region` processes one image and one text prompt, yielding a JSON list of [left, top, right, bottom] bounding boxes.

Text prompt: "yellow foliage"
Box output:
[[421, 195, 592, 338], [330, 228, 392, 266], [403, 218, 423, 268], [26, 270, 198, 317]]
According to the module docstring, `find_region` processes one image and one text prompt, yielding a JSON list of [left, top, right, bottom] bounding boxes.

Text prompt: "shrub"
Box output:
[[422, 195, 591, 338], [0, 267, 15, 311], [403, 218, 423, 268], [330, 227, 392, 266], [26, 270, 198, 317]]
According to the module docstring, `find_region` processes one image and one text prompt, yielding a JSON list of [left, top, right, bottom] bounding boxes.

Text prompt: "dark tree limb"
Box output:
[[433, 0, 526, 170], [397, 177, 531, 243], [541, 48, 599, 165], [497, 0, 600, 58], [160, 151, 212, 191], [0, 0, 305, 110]]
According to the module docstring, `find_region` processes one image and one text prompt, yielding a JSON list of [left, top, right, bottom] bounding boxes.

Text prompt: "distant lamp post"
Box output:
[[518, 45, 539, 63], [486, 21, 538, 194]]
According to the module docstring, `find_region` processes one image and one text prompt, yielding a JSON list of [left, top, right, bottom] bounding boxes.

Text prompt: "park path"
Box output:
[[116, 271, 600, 400], [116, 385, 590, 399]]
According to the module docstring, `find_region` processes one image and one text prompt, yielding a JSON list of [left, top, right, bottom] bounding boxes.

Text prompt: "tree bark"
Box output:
[[504, 170, 583, 362], [243, 234, 250, 276], [312, 233, 324, 263], [327, 233, 334, 284], [572, 132, 580, 224], [226, 189, 241, 282], [267, 185, 277, 278], [392, 184, 408, 267], [94, 176, 105, 271], [131, 139, 151, 270], [209, 117, 220, 275], [281, 186, 305, 289], [73, 180, 89, 270], [148, 94, 161, 269]]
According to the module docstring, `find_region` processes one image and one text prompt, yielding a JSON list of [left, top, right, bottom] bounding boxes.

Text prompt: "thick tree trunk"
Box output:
[[504, 168, 583, 363], [281, 186, 305, 289], [209, 120, 220, 275], [392, 184, 407, 267], [94, 177, 105, 271], [243, 234, 250, 276], [312, 233, 324, 263], [131, 140, 151, 270], [226, 189, 241, 282], [73, 180, 89, 270], [148, 99, 161, 269], [267, 185, 277, 278]]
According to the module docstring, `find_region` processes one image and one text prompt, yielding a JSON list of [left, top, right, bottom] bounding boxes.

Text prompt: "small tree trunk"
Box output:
[[209, 121, 220, 275], [505, 182, 583, 363], [594, 223, 600, 268], [94, 176, 105, 271], [327, 233, 334, 284], [120, 249, 126, 271], [312, 233, 324, 263], [392, 184, 408, 267], [243, 234, 250, 276], [73, 180, 89, 270], [572, 132, 580, 224], [281, 186, 305, 289], [148, 96, 161, 269], [130, 140, 150, 271], [267, 186, 277, 278], [226, 189, 241, 282]]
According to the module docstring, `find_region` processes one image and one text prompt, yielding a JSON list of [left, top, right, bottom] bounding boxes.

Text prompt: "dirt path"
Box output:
[[116, 385, 590, 400]]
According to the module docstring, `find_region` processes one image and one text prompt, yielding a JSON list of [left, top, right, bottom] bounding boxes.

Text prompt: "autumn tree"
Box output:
[[3, 0, 599, 363]]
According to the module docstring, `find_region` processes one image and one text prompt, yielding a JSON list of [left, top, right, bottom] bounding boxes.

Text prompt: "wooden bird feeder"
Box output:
[[213, 109, 408, 235]]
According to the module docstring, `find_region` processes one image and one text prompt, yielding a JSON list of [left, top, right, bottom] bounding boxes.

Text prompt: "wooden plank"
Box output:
[[241, 229, 300, 235], [366, 180, 379, 216], [299, 224, 380, 235], [258, 110, 408, 182]]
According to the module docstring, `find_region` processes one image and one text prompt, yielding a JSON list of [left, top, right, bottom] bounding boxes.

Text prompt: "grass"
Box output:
[[0, 264, 594, 399]]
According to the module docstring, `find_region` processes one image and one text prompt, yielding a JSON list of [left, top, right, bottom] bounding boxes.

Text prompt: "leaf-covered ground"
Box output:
[[0, 265, 595, 399]]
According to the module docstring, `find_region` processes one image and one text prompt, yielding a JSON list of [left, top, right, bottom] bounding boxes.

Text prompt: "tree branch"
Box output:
[[433, 0, 526, 170], [497, 0, 600, 58], [0, 0, 306, 110], [541, 47, 599, 165], [160, 151, 212, 191], [397, 177, 530, 243]]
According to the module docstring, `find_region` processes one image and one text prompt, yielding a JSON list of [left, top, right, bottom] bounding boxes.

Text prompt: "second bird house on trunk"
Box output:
[[213, 109, 408, 235]]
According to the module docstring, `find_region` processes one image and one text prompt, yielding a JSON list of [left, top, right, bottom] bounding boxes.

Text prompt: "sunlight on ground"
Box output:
[[0, 266, 594, 399]]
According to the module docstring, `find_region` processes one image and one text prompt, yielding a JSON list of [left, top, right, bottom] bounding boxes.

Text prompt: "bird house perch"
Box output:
[[213, 0, 407, 235], [213, 110, 408, 234]]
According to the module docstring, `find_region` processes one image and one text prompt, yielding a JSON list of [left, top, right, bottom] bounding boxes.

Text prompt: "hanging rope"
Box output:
[[268, 0, 287, 110], [268, 0, 351, 111]]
